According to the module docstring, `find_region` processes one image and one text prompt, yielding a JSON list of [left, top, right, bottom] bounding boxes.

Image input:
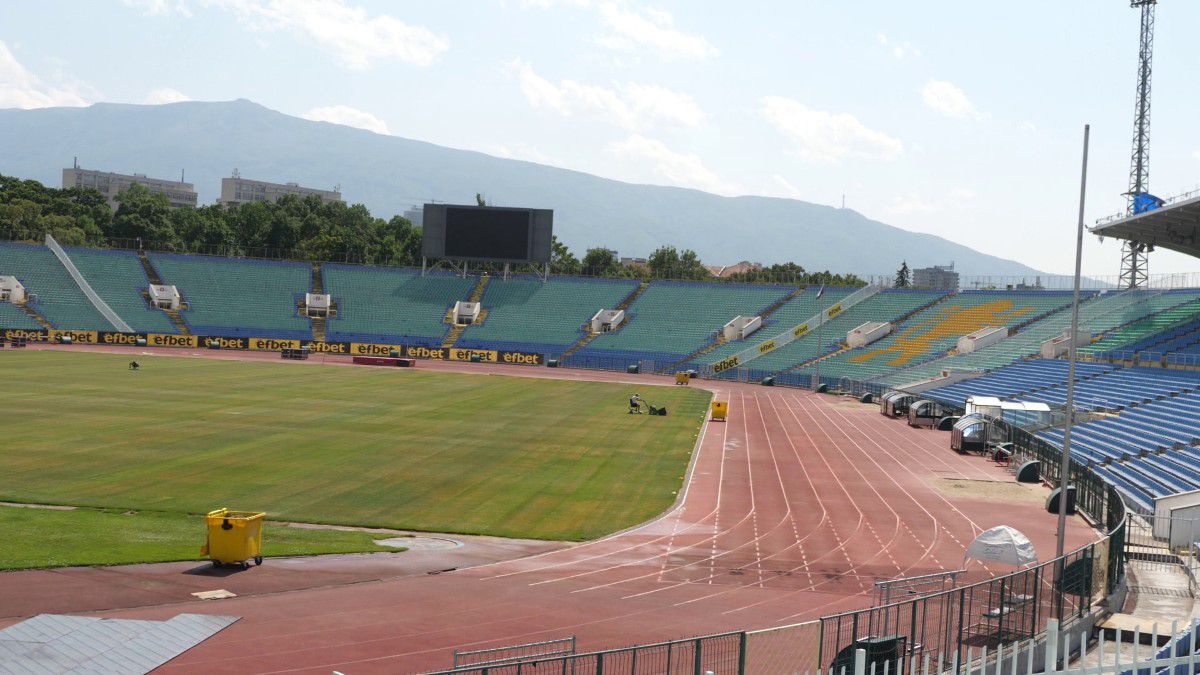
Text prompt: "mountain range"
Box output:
[[0, 99, 1046, 280]]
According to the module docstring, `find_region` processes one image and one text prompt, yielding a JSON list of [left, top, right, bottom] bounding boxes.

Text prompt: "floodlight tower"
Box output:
[[1120, 0, 1157, 289]]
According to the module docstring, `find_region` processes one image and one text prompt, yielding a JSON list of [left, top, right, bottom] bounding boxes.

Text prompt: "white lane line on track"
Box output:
[[477, 384, 730, 580]]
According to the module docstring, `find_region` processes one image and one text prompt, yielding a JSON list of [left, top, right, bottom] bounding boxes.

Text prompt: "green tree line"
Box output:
[[0, 174, 864, 286]]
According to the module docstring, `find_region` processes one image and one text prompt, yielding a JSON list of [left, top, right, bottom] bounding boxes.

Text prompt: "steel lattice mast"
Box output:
[[1121, 0, 1157, 289]]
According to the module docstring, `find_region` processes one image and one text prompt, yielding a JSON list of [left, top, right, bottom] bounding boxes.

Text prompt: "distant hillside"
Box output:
[[0, 99, 1045, 279]]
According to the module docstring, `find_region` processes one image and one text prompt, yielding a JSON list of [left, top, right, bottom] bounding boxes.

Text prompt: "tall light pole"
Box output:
[[1120, 0, 1157, 289], [1057, 125, 1090, 562]]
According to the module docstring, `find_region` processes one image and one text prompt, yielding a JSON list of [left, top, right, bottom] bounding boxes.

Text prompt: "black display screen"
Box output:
[[443, 207, 530, 260]]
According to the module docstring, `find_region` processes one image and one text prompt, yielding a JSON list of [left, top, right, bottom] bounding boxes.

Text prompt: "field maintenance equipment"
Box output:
[[674, 372, 690, 385], [202, 508, 265, 569], [710, 400, 728, 422]]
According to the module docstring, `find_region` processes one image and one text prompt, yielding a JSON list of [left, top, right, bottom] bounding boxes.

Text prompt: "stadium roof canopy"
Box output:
[[1091, 189, 1200, 258]]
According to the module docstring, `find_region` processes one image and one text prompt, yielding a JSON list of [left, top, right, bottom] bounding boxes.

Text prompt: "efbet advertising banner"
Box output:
[[302, 340, 350, 354], [49, 329, 98, 344], [98, 331, 146, 346], [1, 328, 48, 340], [712, 355, 740, 374], [248, 337, 301, 351], [147, 333, 200, 348], [10, 325, 545, 366]]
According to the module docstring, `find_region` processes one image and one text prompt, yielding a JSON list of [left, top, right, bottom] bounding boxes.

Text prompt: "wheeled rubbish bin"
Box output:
[[202, 508, 265, 569]]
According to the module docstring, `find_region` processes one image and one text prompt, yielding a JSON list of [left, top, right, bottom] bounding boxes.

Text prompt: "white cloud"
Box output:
[[765, 175, 805, 200], [488, 142, 553, 164], [143, 88, 191, 104], [1193, 149, 1200, 161], [921, 79, 984, 120], [596, 3, 717, 60], [876, 33, 919, 59], [121, 0, 192, 17], [507, 60, 705, 130], [760, 96, 902, 163], [886, 188, 976, 216], [0, 40, 90, 109], [302, 105, 390, 134], [607, 134, 737, 195], [518, 0, 590, 7], [207, 0, 448, 69]]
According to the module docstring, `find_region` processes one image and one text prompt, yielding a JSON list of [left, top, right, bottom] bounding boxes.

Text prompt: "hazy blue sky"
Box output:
[[1, 0, 1197, 276]]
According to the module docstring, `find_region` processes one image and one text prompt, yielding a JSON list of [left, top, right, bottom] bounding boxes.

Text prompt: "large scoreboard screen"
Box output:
[[421, 204, 553, 264]]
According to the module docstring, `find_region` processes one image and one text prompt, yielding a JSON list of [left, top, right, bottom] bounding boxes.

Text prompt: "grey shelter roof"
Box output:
[[1093, 194, 1200, 258], [0, 613, 237, 674]]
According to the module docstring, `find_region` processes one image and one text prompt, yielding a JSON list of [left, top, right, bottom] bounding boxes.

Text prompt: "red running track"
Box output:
[[13, 347, 1099, 673]]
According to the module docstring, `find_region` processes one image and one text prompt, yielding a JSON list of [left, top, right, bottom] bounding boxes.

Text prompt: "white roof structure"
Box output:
[[965, 526, 1037, 567]]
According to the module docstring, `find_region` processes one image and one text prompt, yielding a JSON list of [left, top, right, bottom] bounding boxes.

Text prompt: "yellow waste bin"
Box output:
[[201, 508, 265, 569], [710, 400, 728, 422]]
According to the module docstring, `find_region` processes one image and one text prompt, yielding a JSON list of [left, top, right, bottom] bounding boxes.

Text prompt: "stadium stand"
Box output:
[[698, 285, 858, 365], [922, 357, 1200, 511], [64, 247, 177, 334], [730, 289, 946, 376], [569, 280, 795, 367], [875, 289, 1200, 386], [804, 290, 1075, 382], [323, 265, 477, 346], [923, 359, 1117, 408], [149, 253, 313, 339], [456, 275, 639, 356], [0, 242, 111, 330], [0, 301, 41, 330], [1082, 298, 1200, 357]]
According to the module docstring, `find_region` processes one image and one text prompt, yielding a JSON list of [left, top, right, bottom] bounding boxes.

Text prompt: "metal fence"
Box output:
[[426, 632, 745, 675], [813, 399, 1128, 675]]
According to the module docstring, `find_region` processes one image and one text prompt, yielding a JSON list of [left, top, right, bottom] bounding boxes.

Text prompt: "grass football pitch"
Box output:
[[0, 351, 711, 549]]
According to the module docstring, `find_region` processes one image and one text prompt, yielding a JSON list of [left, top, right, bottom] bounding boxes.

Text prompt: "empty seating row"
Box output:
[[64, 247, 176, 334], [457, 276, 639, 356], [149, 253, 313, 340], [579, 281, 796, 363], [0, 242, 111, 330], [811, 290, 1075, 382], [699, 285, 858, 365], [324, 266, 477, 347], [712, 289, 946, 375], [0, 301, 40, 330], [876, 290, 1200, 386]]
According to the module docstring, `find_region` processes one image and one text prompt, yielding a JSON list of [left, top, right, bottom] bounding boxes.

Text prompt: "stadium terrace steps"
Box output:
[[149, 252, 314, 340], [1085, 298, 1200, 357], [323, 265, 477, 347], [932, 359, 1200, 511], [874, 289, 1200, 387], [137, 251, 189, 334], [65, 247, 177, 334], [558, 281, 651, 361], [442, 275, 492, 348], [310, 263, 327, 342], [694, 285, 861, 368], [720, 289, 945, 377], [663, 285, 809, 372], [0, 301, 44, 330], [574, 280, 796, 366], [458, 275, 639, 357], [0, 242, 112, 331], [795, 290, 1076, 382]]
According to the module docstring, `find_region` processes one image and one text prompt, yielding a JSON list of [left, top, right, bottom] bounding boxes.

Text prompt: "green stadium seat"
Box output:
[[0, 242, 110, 330], [323, 265, 477, 346], [457, 276, 639, 355], [149, 253, 313, 339], [64, 247, 176, 334]]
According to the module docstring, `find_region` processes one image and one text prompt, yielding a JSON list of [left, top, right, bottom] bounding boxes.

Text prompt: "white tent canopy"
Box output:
[[964, 526, 1037, 567]]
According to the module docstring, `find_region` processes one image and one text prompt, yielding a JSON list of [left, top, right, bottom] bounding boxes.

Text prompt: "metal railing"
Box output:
[[426, 632, 744, 674]]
